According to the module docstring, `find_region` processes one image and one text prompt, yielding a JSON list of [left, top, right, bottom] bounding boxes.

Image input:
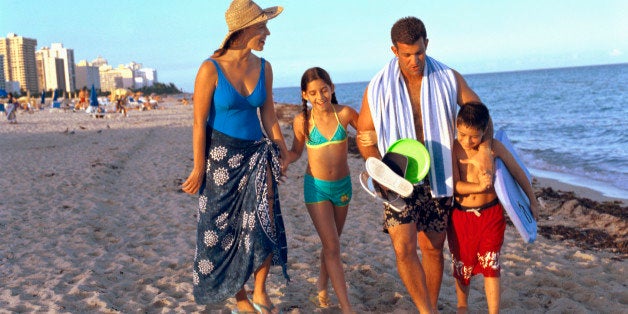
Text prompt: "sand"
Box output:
[[0, 102, 626, 313]]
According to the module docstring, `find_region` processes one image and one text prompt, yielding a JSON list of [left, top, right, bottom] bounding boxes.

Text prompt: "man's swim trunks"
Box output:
[[447, 200, 506, 286], [304, 174, 352, 207], [382, 178, 452, 233]]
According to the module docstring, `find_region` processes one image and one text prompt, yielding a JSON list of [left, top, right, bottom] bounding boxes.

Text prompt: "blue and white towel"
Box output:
[[367, 56, 458, 197]]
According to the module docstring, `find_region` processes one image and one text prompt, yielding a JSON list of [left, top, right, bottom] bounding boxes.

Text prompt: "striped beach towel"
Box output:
[[367, 56, 458, 197]]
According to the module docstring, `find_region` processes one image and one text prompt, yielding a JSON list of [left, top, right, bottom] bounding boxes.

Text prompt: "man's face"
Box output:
[[392, 38, 429, 78]]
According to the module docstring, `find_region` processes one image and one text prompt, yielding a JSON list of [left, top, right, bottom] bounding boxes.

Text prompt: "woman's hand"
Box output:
[[182, 169, 205, 195]]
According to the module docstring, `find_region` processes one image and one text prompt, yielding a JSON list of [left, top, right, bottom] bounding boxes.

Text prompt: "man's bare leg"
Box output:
[[418, 230, 446, 311], [388, 223, 434, 313]]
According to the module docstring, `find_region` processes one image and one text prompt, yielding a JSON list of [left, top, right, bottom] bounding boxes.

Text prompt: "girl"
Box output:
[[287, 67, 359, 314]]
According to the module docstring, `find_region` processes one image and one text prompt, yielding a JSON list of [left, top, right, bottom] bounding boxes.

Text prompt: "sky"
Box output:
[[1, 0, 626, 91]]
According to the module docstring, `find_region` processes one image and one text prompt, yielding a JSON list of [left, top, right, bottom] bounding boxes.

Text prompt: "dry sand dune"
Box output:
[[0, 103, 625, 313]]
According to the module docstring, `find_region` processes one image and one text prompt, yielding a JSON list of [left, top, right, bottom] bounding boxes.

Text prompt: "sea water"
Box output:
[[273, 63, 628, 199]]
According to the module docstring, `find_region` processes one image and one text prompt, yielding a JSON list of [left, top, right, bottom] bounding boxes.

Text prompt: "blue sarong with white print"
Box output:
[[193, 128, 289, 304]]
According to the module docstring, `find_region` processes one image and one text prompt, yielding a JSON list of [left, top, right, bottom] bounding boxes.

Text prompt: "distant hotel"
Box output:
[[0, 33, 39, 94], [36, 43, 76, 93], [1, 32, 158, 95]]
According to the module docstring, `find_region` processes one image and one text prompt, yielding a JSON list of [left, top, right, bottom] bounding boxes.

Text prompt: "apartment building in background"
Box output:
[[36, 46, 67, 92], [0, 33, 39, 94], [0, 54, 5, 90], [74, 60, 101, 90]]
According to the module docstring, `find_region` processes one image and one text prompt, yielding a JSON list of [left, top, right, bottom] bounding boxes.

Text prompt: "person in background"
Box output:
[[6, 93, 18, 124], [181, 1, 289, 313], [286, 67, 359, 313]]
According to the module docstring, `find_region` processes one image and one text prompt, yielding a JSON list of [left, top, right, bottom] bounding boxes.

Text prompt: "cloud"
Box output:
[[609, 49, 622, 57]]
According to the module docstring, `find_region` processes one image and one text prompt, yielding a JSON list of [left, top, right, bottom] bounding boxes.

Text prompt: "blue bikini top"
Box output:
[[306, 106, 347, 148], [207, 58, 266, 140]]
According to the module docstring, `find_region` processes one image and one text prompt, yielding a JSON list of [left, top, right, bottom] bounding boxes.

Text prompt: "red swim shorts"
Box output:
[[447, 202, 506, 286]]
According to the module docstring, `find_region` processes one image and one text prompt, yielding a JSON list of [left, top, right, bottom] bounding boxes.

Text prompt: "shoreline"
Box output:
[[533, 176, 626, 207]]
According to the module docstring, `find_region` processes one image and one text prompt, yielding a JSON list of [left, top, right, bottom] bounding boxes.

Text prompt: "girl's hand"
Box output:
[[182, 169, 205, 195]]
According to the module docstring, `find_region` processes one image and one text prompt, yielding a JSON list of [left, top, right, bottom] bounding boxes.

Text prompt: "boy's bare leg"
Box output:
[[485, 277, 501, 314], [388, 223, 434, 313], [418, 230, 446, 310], [454, 279, 470, 314]]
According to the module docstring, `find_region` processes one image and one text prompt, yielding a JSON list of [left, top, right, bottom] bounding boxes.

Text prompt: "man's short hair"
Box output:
[[391, 17, 427, 46]]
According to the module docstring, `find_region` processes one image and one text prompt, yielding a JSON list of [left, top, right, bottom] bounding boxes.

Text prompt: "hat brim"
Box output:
[[218, 6, 283, 50]]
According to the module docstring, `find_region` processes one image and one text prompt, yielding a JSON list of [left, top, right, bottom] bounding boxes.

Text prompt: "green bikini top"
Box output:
[[306, 107, 347, 148]]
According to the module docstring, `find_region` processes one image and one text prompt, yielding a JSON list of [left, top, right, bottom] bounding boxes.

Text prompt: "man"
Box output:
[[356, 17, 492, 313]]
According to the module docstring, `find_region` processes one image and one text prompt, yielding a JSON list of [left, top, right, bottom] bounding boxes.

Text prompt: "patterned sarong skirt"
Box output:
[[193, 128, 289, 304]]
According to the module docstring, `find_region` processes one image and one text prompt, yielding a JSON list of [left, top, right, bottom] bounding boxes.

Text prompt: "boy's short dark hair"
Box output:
[[391, 17, 427, 46], [457, 102, 490, 131]]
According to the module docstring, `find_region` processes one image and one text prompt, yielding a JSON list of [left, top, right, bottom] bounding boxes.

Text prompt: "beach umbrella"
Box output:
[[90, 85, 98, 107], [40, 91, 45, 104], [113, 88, 131, 97], [0, 89, 7, 97]]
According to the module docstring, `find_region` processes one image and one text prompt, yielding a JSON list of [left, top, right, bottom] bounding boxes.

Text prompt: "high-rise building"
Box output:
[[36, 47, 67, 92], [0, 33, 39, 94], [0, 54, 5, 90], [91, 55, 108, 67], [49, 43, 75, 92], [75, 60, 101, 90], [99, 64, 134, 92], [135, 68, 157, 88], [36, 43, 76, 93]]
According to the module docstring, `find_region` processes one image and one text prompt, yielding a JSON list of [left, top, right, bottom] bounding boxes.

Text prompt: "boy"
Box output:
[[448, 102, 539, 313]]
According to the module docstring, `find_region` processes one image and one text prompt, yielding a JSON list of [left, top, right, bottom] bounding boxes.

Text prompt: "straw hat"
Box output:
[[219, 0, 283, 49]]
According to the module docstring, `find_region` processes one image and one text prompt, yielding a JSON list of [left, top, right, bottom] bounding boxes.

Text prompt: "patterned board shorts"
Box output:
[[447, 203, 506, 285], [382, 180, 452, 233]]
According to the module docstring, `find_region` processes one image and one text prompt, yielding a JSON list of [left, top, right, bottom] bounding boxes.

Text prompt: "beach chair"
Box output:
[[86, 105, 105, 118]]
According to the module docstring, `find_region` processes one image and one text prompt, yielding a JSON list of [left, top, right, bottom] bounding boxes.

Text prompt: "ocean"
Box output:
[[273, 63, 628, 200]]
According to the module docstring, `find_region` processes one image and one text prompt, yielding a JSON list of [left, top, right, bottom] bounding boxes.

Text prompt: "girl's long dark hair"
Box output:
[[300, 67, 338, 140]]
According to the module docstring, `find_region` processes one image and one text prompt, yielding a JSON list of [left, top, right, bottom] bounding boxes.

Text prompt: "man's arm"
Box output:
[[455, 70, 480, 105], [455, 70, 494, 176], [356, 88, 382, 160]]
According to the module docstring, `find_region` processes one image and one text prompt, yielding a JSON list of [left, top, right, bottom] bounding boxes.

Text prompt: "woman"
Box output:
[[181, 1, 289, 313], [6, 93, 17, 124]]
